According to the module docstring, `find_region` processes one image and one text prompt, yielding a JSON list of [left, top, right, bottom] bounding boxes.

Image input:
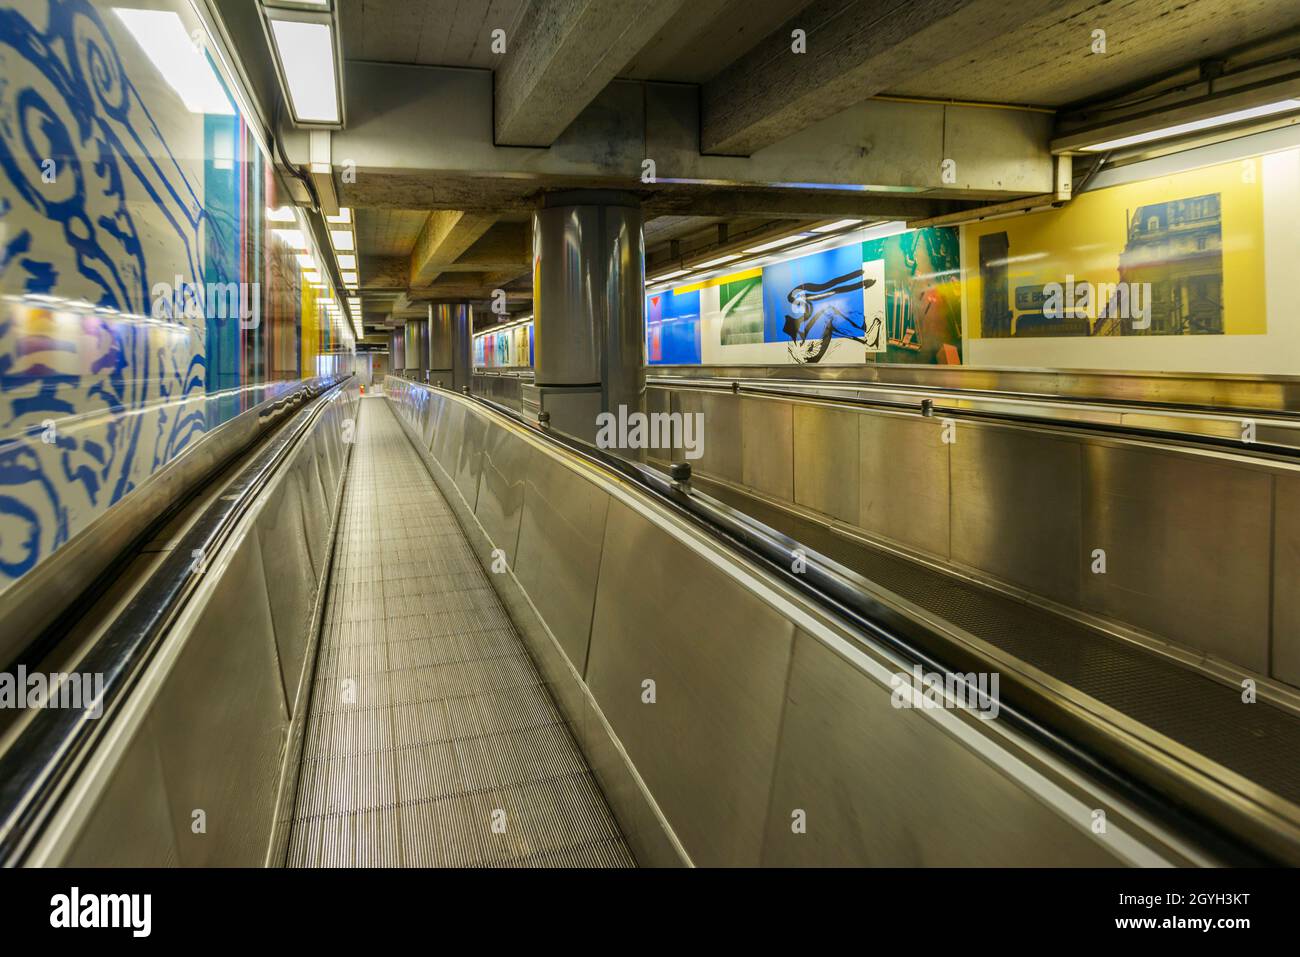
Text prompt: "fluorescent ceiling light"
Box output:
[[693, 254, 741, 270], [330, 229, 354, 250], [648, 269, 691, 284], [336, 254, 356, 269], [325, 207, 351, 224], [813, 219, 862, 233], [743, 234, 810, 254], [342, 272, 357, 284], [267, 206, 297, 222], [1080, 99, 1300, 151], [272, 228, 307, 251], [268, 17, 339, 124], [113, 9, 234, 115]]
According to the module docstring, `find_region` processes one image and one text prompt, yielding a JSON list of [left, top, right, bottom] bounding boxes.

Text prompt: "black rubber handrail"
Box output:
[[655, 377, 1300, 461], [0, 374, 352, 865], [408, 378, 1292, 866]]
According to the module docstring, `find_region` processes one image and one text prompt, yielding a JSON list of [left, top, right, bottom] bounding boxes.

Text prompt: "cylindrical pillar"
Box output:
[[450, 302, 472, 393], [532, 190, 645, 417], [389, 327, 405, 373], [428, 302, 473, 391], [403, 317, 426, 373], [428, 303, 453, 380]]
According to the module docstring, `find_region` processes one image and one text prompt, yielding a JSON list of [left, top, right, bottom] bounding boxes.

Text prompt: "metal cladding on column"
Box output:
[[389, 327, 405, 372], [532, 190, 646, 418], [403, 317, 427, 373], [428, 303, 454, 378], [427, 303, 471, 390], [452, 303, 473, 393]]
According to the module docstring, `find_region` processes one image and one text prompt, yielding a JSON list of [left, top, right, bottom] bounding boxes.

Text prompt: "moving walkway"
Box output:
[[1, 370, 1299, 867]]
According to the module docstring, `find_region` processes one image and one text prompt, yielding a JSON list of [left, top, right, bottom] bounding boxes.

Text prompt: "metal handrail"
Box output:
[[652, 376, 1300, 461], [400, 379, 1296, 865], [0, 375, 352, 865]]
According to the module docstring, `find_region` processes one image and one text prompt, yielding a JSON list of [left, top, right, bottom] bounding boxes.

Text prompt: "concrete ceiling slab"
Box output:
[[340, 0, 529, 68], [884, 0, 1300, 108], [354, 208, 429, 257]]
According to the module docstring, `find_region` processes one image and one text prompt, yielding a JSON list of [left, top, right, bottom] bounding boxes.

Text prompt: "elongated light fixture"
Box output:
[[258, 1, 344, 128], [1079, 99, 1300, 152]]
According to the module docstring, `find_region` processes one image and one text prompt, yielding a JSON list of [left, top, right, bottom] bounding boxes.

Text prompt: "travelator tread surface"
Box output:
[[287, 396, 633, 867], [698, 480, 1300, 807]]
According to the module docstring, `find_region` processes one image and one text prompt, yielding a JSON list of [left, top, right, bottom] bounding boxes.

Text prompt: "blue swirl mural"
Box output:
[[0, 0, 339, 593]]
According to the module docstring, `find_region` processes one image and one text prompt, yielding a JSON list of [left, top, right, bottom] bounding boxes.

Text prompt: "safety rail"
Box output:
[[651, 375, 1300, 459], [0, 374, 356, 866], [386, 377, 1300, 866]]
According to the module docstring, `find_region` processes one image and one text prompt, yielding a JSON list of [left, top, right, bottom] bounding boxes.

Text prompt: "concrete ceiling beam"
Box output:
[[699, 0, 1063, 156], [495, 0, 692, 147], [329, 66, 1055, 212], [409, 210, 499, 287]]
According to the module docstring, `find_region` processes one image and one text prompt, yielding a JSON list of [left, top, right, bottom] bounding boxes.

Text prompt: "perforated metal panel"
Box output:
[[288, 398, 633, 867]]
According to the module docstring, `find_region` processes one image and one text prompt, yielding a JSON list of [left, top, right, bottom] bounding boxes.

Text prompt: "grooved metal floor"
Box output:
[[287, 396, 633, 867], [701, 478, 1300, 805]]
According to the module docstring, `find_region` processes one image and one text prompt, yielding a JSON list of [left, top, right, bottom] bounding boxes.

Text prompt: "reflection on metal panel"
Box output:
[[793, 404, 860, 524], [1275, 474, 1300, 686], [515, 453, 609, 676], [63, 720, 179, 866], [762, 632, 1122, 866], [1082, 444, 1272, 674], [149, 533, 289, 866], [474, 428, 531, 567], [257, 477, 316, 717], [698, 392, 743, 483], [741, 396, 794, 502], [950, 426, 1082, 607], [586, 499, 795, 867], [859, 413, 951, 559]]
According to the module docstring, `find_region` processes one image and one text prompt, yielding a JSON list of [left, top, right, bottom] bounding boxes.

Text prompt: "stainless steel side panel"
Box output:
[[454, 409, 487, 512], [950, 425, 1083, 607], [761, 631, 1122, 866], [433, 397, 486, 512], [584, 499, 796, 867], [648, 365, 1300, 414], [859, 412, 951, 559], [1082, 444, 1273, 674], [792, 403, 860, 524], [513, 452, 609, 675], [295, 456, 328, 579], [257, 477, 316, 718], [741, 396, 794, 502], [149, 532, 290, 866], [35, 383, 358, 868], [432, 394, 466, 473], [421, 388, 441, 448], [1275, 473, 1300, 686], [474, 427, 531, 567], [656, 381, 1300, 690], [61, 717, 179, 866], [675, 391, 742, 483]]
